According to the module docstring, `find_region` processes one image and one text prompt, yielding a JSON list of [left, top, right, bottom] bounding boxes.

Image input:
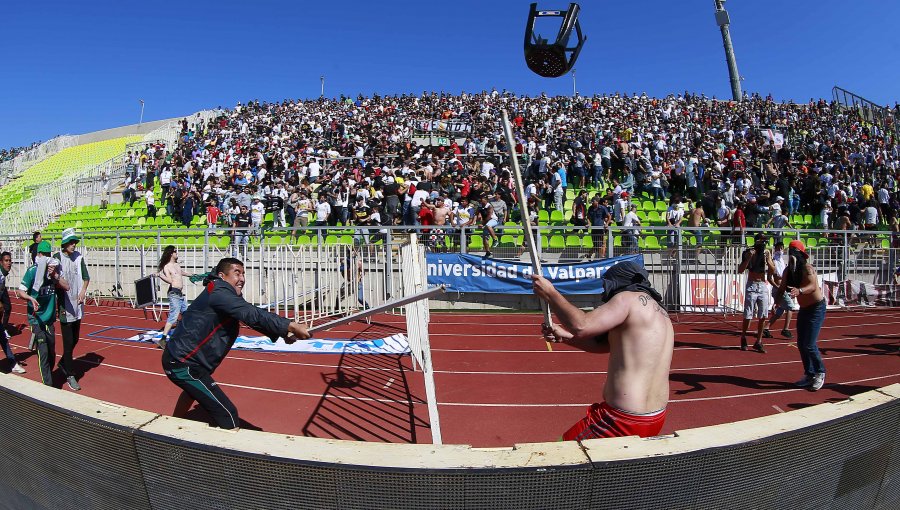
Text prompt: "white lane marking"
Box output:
[[431, 353, 871, 376], [772, 405, 785, 413], [433, 373, 900, 407], [383, 378, 395, 390]]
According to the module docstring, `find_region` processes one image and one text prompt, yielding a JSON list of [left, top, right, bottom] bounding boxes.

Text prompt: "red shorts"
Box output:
[[562, 402, 667, 442]]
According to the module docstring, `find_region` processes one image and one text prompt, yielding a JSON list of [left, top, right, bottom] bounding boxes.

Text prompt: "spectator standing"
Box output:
[[16, 241, 70, 387], [665, 199, 685, 249], [146, 188, 157, 218], [623, 204, 641, 253], [587, 196, 611, 259], [477, 195, 500, 258], [28, 231, 41, 265], [54, 229, 90, 391], [764, 207, 793, 246], [313, 194, 331, 242], [232, 205, 251, 257], [0, 251, 25, 374]]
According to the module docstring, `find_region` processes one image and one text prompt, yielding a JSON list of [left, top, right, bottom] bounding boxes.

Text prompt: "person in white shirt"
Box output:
[[307, 158, 321, 182], [250, 197, 265, 239], [623, 204, 641, 253], [452, 197, 475, 249], [145, 189, 156, 218], [665, 200, 685, 248], [313, 194, 331, 241]]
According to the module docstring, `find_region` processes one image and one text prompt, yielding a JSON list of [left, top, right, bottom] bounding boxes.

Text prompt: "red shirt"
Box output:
[[207, 206, 221, 225]]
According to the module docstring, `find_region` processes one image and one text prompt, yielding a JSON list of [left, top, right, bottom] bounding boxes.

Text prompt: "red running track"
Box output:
[[2, 305, 898, 448]]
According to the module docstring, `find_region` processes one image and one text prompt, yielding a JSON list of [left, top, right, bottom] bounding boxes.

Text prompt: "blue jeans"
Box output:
[[796, 299, 826, 376], [167, 291, 188, 325]]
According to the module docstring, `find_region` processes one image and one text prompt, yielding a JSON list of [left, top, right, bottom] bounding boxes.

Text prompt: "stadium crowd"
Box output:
[[113, 91, 900, 252], [0, 141, 43, 163]]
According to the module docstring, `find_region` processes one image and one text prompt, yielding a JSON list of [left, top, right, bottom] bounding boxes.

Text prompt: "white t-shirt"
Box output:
[[315, 201, 331, 222], [624, 211, 640, 227], [307, 160, 321, 180], [250, 202, 265, 223]]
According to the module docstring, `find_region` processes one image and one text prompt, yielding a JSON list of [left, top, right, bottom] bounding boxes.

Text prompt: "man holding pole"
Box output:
[[532, 261, 673, 441]]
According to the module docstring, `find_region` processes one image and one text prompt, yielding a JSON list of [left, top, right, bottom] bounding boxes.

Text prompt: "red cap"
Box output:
[[621, 192, 629, 198], [788, 240, 808, 257]]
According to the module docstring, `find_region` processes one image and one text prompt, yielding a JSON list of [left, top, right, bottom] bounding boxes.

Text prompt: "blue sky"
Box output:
[[3, 0, 898, 148]]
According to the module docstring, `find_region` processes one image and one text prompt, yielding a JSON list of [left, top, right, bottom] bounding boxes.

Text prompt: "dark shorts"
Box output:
[[562, 401, 667, 442]]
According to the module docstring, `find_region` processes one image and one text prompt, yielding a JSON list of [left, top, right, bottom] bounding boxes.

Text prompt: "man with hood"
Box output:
[[531, 261, 673, 441]]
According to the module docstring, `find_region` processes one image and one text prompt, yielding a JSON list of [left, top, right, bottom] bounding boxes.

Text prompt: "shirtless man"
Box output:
[[738, 234, 778, 352], [774, 240, 827, 391], [532, 261, 674, 442], [157, 245, 192, 348], [686, 200, 708, 257], [427, 197, 453, 252]]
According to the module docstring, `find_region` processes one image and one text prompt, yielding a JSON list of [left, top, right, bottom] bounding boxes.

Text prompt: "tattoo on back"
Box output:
[[638, 294, 669, 317]]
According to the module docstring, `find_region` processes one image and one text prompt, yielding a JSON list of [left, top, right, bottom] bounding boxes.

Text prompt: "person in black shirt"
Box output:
[[232, 205, 251, 257], [587, 196, 611, 259], [28, 231, 41, 265]]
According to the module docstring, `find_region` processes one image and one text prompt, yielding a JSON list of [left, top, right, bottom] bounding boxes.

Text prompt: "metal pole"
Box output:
[[320, 75, 325, 98], [138, 100, 145, 132], [713, 0, 742, 101]]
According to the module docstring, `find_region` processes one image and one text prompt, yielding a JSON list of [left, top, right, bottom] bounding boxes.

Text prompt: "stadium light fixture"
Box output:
[[138, 99, 145, 132]]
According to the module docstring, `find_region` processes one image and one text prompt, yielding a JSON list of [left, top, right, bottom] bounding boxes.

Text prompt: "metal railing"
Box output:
[[3, 224, 895, 313]]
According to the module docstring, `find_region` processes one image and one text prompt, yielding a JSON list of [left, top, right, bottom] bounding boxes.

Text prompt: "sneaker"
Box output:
[[157, 335, 168, 350], [740, 336, 748, 351], [11, 363, 25, 374], [753, 341, 767, 354], [484, 251, 492, 258], [809, 373, 825, 391], [66, 376, 81, 391], [762, 329, 772, 339], [781, 329, 794, 339], [794, 375, 813, 387]]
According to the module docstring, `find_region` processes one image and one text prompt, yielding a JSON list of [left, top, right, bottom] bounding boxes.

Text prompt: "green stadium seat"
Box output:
[[565, 235, 582, 248], [644, 236, 661, 249], [549, 235, 566, 250], [550, 210, 565, 225]]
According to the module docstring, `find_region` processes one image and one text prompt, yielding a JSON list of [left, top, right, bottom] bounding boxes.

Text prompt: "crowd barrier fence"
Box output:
[[1, 225, 894, 313]]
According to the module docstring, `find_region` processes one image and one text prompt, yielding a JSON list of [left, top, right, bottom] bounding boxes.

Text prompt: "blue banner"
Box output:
[[425, 253, 643, 294]]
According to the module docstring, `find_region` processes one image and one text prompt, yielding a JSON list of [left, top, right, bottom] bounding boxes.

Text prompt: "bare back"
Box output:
[[604, 291, 674, 414]]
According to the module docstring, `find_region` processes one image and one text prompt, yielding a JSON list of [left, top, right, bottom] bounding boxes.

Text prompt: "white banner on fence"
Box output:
[[679, 272, 837, 312], [128, 330, 410, 354]]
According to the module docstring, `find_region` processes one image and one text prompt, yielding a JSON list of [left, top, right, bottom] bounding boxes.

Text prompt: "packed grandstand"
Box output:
[[4, 91, 900, 257]]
